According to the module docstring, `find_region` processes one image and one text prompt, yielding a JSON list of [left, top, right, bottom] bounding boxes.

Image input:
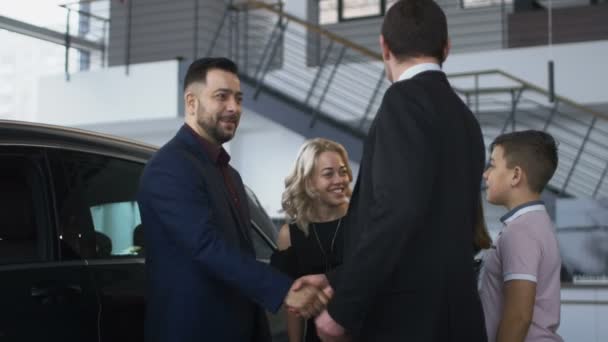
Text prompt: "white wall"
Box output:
[[284, 0, 307, 20], [36, 60, 179, 126], [445, 40, 608, 105], [560, 287, 608, 342], [230, 112, 307, 217]]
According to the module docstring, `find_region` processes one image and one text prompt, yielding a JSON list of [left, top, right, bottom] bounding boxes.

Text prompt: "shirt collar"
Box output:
[[500, 200, 546, 225], [397, 63, 442, 82], [184, 124, 231, 165]]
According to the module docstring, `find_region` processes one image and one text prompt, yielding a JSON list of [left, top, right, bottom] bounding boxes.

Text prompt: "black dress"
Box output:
[[271, 218, 344, 342]]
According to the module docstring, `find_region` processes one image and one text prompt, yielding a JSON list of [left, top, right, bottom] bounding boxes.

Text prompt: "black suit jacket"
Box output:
[[137, 125, 292, 342], [327, 71, 487, 341]]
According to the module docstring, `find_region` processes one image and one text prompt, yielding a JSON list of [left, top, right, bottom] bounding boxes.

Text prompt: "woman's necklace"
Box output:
[[311, 218, 342, 272]]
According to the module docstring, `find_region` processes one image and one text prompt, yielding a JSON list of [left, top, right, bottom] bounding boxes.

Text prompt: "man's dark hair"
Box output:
[[183, 57, 238, 91], [381, 0, 448, 63], [490, 130, 559, 194]]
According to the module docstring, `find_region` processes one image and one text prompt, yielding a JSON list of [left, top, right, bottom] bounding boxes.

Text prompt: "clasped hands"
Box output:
[[284, 274, 350, 342], [284, 274, 332, 319]]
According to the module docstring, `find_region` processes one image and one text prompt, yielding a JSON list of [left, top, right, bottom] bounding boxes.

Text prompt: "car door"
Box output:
[[48, 148, 146, 342], [0, 146, 98, 341], [244, 187, 288, 342], [246, 186, 279, 261]]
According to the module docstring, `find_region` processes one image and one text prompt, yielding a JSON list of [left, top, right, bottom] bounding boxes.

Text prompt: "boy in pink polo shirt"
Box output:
[[480, 130, 563, 342]]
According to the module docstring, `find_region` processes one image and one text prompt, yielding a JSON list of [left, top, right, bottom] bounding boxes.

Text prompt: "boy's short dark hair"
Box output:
[[490, 130, 559, 194], [381, 0, 448, 63], [183, 57, 238, 91]]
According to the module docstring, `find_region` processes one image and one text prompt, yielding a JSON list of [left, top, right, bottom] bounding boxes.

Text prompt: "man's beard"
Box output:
[[197, 115, 235, 144]]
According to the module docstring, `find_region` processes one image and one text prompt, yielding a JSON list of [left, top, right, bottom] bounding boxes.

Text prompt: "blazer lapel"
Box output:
[[212, 166, 253, 249], [229, 168, 253, 244], [175, 133, 253, 252]]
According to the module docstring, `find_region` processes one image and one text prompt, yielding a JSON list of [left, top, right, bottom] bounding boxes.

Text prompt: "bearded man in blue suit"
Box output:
[[138, 57, 328, 342]]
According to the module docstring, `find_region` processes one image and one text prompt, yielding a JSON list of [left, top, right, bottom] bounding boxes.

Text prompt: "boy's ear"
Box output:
[[511, 166, 524, 187]]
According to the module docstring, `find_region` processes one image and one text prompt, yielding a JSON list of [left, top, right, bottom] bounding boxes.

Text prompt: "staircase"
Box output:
[[203, 1, 608, 200]]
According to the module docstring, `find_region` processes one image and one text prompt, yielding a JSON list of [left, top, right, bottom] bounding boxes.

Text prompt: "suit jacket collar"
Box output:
[[405, 68, 450, 88], [182, 124, 232, 165], [173, 125, 254, 253], [397, 63, 442, 82], [175, 124, 212, 163]]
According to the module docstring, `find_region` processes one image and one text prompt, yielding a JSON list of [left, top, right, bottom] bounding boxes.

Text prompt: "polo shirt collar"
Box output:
[[500, 200, 545, 225]]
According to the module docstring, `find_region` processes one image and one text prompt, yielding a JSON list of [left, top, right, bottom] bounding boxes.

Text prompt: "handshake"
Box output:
[[284, 274, 333, 319], [283, 274, 350, 342]]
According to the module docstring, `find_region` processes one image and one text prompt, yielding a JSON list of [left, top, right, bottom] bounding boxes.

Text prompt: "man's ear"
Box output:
[[442, 38, 451, 63], [185, 89, 198, 116], [379, 34, 391, 61]]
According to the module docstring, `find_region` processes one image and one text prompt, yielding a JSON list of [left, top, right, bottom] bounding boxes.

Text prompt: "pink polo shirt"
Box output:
[[479, 201, 563, 342]]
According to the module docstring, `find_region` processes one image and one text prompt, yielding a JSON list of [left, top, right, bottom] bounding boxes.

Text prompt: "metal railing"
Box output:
[[450, 70, 608, 198], [205, 1, 608, 199], [59, 0, 110, 80], [209, 1, 388, 127]]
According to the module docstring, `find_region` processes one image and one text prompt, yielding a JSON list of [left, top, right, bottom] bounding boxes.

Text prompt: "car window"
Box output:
[[0, 150, 48, 264], [90, 201, 143, 256], [49, 149, 145, 260]]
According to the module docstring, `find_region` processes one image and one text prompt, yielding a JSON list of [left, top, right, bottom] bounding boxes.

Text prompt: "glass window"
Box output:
[[320, 0, 400, 24], [320, 0, 339, 25], [461, 0, 512, 9], [49, 149, 145, 260], [342, 0, 382, 21], [0, 153, 46, 264], [90, 201, 142, 256]]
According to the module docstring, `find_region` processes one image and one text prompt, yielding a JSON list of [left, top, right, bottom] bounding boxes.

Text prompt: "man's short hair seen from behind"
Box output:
[[381, 0, 449, 63]]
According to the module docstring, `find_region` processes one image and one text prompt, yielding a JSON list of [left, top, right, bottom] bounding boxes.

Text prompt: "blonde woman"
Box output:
[[271, 138, 353, 342]]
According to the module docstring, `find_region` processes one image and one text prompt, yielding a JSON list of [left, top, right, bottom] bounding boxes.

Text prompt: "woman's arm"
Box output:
[[286, 311, 305, 342], [277, 225, 305, 342], [277, 224, 292, 251]]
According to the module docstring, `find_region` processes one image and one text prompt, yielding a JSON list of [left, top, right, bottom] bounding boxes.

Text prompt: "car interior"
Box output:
[[0, 157, 44, 264]]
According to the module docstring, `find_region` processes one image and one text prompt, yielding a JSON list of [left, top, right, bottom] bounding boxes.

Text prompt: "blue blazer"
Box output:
[[137, 125, 292, 342]]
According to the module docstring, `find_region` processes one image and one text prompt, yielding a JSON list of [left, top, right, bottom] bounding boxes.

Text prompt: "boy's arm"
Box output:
[[497, 279, 536, 342], [496, 223, 542, 342]]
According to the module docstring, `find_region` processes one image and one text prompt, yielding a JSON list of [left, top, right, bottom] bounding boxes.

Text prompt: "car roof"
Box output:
[[0, 119, 157, 162], [0, 120, 279, 249]]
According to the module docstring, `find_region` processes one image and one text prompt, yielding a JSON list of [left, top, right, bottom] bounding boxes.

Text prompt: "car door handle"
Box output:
[[31, 285, 83, 299]]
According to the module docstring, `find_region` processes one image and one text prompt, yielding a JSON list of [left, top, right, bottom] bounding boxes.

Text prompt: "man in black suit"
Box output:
[[306, 1, 488, 341]]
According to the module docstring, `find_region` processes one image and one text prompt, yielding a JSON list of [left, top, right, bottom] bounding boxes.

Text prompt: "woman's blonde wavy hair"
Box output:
[[281, 138, 353, 235]]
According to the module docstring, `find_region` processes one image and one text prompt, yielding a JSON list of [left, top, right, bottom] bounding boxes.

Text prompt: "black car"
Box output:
[[0, 120, 285, 341]]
